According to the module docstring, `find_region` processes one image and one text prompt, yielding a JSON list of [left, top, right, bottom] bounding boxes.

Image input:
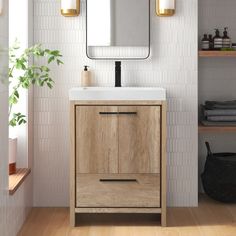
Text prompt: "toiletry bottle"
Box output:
[[213, 29, 223, 50], [81, 66, 91, 87], [201, 34, 209, 50], [208, 34, 214, 50], [232, 43, 236, 51], [222, 27, 231, 48]]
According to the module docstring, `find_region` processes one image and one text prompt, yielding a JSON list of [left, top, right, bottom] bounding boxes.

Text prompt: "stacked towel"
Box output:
[[201, 101, 236, 126], [205, 100, 236, 110]]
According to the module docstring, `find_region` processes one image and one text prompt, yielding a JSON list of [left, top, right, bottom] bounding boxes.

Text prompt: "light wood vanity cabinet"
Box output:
[[71, 101, 166, 226]]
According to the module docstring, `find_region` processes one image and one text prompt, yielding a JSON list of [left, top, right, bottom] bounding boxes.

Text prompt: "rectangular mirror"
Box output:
[[86, 0, 150, 60]]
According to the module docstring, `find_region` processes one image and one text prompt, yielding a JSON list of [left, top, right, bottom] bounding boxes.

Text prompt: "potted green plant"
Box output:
[[8, 41, 63, 174]]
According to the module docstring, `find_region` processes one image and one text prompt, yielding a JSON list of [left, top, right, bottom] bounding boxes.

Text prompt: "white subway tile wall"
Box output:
[[198, 0, 236, 192], [0, 1, 33, 236], [33, 0, 198, 207]]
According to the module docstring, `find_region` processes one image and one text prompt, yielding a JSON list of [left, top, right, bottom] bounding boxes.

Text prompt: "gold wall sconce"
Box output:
[[0, 0, 3, 15], [61, 0, 80, 17], [156, 0, 175, 17]]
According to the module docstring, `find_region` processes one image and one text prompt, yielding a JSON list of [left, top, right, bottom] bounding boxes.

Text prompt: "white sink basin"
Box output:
[[69, 87, 166, 101]]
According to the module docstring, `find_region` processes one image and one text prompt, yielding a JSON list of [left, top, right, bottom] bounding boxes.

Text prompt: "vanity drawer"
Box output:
[[76, 174, 160, 208]]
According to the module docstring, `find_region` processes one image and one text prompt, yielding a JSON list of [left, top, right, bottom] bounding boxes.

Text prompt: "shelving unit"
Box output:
[[199, 50, 236, 133], [198, 0, 236, 197], [199, 50, 236, 57], [198, 51, 236, 58]]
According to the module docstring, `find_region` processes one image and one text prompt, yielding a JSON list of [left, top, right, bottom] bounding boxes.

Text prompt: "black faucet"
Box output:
[[115, 61, 121, 87]]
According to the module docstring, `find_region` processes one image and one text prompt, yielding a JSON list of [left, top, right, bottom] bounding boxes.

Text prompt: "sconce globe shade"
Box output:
[[61, 0, 80, 16], [156, 0, 175, 16]]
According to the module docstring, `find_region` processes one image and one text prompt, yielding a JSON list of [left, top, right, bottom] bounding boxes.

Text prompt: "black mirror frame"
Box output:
[[86, 0, 151, 60]]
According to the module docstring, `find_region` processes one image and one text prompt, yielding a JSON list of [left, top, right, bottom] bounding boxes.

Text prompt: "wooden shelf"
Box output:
[[199, 124, 236, 133], [9, 168, 31, 195], [199, 50, 236, 57]]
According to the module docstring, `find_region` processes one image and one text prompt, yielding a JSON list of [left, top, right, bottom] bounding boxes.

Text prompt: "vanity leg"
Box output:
[[161, 211, 167, 227], [70, 211, 75, 227]]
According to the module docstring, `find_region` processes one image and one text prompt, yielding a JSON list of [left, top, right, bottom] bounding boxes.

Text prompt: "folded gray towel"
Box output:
[[207, 116, 236, 122], [205, 100, 236, 110], [204, 109, 236, 116], [207, 105, 236, 110]]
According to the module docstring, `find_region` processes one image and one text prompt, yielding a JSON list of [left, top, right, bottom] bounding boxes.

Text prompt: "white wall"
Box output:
[[33, 0, 198, 207], [198, 0, 236, 191], [0, 1, 33, 235]]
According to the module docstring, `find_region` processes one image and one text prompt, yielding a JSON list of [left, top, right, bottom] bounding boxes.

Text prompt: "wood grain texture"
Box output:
[[75, 106, 118, 174], [199, 50, 236, 57], [9, 168, 31, 195], [76, 174, 160, 208], [118, 106, 161, 173], [18, 195, 236, 236], [199, 124, 236, 133]]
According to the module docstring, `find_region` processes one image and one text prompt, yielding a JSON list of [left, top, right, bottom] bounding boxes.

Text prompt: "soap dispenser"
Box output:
[[201, 34, 209, 50], [222, 27, 231, 48], [81, 66, 91, 87], [208, 34, 214, 50], [213, 29, 223, 50]]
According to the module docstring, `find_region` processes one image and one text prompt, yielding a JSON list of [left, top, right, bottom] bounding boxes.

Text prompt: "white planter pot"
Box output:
[[9, 138, 17, 175]]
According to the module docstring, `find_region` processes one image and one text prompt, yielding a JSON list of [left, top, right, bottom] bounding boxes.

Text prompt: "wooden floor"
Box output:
[[18, 195, 236, 236]]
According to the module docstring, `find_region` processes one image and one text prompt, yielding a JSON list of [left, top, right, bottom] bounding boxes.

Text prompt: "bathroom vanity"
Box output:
[[70, 87, 167, 226]]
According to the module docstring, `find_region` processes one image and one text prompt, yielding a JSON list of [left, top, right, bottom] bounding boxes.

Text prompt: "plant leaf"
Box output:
[[48, 56, 55, 64]]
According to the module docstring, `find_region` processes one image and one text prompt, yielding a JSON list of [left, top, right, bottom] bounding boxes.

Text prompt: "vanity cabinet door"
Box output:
[[75, 106, 118, 173], [118, 106, 161, 173]]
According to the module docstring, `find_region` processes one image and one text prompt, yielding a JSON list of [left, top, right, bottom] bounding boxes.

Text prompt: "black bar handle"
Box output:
[[119, 112, 137, 115], [99, 179, 137, 182], [99, 112, 137, 115], [99, 112, 119, 115]]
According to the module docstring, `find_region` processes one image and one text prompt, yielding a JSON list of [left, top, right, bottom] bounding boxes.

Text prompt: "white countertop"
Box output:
[[69, 87, 166, 101]]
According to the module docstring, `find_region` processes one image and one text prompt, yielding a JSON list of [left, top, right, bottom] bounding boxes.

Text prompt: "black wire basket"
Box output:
[[201, 142, 236, 203]]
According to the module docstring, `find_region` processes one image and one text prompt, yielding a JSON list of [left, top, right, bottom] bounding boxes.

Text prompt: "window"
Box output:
[[8, 0, 32, 193]]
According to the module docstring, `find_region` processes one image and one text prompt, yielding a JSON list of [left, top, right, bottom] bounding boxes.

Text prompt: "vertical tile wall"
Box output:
[[198, 0, 236, 191], [33, 0, 198, 207], [0, 1, 33, 236]]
